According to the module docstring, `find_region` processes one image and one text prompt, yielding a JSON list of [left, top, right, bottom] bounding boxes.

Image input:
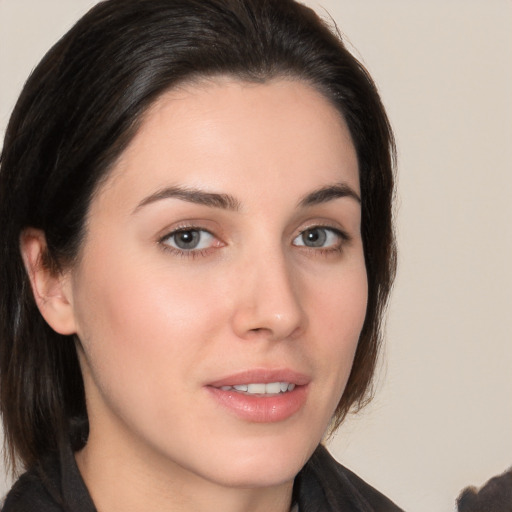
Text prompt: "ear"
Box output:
[[20, 228, 77, 335]]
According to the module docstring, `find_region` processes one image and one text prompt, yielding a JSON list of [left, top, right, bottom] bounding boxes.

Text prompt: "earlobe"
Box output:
[[20, 228, 77, 335]]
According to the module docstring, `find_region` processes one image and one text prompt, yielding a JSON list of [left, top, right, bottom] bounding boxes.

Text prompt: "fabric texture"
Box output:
[[2, 443, 404, 511]]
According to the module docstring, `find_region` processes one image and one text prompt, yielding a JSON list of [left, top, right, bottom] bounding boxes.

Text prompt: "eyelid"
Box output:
[[292, 224, 350, 252], [157, 220, 220, 243], [158, 223, 224, 256], [295, 222, 350, 240]]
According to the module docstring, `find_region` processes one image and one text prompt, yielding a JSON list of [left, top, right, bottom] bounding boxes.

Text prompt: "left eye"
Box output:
[[293, 227, 343, 249], [162, 229, 215, 251]]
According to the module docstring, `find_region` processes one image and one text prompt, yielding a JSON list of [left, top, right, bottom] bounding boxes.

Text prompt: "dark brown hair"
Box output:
[[0, 0, 396, 473]]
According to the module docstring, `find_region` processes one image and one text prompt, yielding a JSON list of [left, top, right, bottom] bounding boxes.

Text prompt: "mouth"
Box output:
[[206, 369, 309, 423], [217, 382, 296, 395]]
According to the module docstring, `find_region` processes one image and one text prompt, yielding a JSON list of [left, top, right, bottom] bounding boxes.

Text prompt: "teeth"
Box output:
[[265, 382, 281, 394], [219, 382, 296, 395], [247, 383, 266, 394]]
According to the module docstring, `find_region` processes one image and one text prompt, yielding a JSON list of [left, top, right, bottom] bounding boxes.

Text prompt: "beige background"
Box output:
[[1, 1, 511, 511]]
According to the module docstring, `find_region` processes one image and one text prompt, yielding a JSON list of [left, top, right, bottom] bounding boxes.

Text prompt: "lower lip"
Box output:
[[206, 385, 308, 423]]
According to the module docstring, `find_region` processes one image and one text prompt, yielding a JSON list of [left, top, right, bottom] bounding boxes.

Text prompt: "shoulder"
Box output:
[[1, 451, 71, 512], [296, 444, 405, 512], [2, 465, 64, 512], [2, 445, 95, 512]]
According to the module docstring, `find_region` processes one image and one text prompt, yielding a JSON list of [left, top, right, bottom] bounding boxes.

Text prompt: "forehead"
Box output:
[[94, 77, 359, 212]]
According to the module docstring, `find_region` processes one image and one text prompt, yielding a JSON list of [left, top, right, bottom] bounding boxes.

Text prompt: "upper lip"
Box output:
[[207, 368, 310, 388]]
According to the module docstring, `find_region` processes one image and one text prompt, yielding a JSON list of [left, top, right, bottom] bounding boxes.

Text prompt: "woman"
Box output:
[[0, 0, 400, 510]]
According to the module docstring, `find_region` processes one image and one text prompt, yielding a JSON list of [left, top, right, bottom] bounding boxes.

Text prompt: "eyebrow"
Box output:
[[133, 181, 360, 214], [297, 182, 361, 207], [133, 186, 241, 213]]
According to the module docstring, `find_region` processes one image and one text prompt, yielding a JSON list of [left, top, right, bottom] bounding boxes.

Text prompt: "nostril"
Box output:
[[248, 327, 268, 334]]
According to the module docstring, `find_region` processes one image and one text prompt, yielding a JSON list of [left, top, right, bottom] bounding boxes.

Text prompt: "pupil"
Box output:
[[304, 228, 326, 247], [175, 230, 199, 249]]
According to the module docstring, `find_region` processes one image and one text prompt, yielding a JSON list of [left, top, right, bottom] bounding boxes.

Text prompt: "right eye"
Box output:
[[161, 228, 216, 252]]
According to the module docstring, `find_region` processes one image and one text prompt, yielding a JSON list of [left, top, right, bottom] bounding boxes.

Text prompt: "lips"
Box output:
[[206, 369, 310, 423], [207, 369, 310, 388]]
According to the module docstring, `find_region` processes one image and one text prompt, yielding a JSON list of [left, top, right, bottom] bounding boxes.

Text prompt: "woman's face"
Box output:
[[66, 78, 367, 488]]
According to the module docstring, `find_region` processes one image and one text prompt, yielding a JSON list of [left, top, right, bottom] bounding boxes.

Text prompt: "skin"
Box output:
[[22, 78, 367, 512]]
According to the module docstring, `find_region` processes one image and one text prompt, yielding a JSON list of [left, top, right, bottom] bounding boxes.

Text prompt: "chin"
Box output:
[[205, 457, 303, 489], [192, 429, 319, 489]]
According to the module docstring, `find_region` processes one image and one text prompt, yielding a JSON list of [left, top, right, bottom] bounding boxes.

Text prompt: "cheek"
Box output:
[[306, 259, 368, 387], [309, 258, 368, 340], [70, 250, 228, 396], [71, 261, 235, 447], [75, 234, 220, 327]]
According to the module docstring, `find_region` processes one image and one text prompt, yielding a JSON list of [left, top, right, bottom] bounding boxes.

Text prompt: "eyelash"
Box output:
[[159, 225, 219, 259], [293, 225, 350, 256], [158, 224, 350, 259]]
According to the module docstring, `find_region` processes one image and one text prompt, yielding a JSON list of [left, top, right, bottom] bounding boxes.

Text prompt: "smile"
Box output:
[[219, 382, 296, 394]]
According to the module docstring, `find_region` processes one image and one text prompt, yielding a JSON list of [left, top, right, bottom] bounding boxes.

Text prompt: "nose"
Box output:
[[230, 251, 307, 342]]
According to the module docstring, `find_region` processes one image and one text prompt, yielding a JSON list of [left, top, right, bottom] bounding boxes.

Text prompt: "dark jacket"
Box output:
[[2, 444, 404, 511]]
